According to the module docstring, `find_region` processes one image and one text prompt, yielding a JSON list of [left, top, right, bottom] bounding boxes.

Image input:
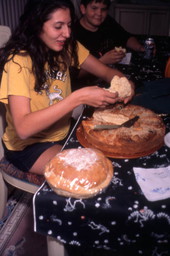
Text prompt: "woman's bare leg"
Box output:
[[29, 144, 62, 175]]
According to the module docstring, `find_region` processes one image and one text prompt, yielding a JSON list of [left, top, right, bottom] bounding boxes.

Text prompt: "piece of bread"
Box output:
[[115, 46, 126, 53], [79, 104, 166, 158], [107, 75, 132, 98], [44, 148, 113, 198], [93, 107, 129, 125]]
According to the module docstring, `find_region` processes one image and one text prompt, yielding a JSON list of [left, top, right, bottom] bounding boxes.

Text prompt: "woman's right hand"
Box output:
[[72, 86, 119, 108]]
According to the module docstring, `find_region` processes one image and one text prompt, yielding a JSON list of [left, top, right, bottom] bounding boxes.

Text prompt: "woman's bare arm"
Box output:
[[80, 54, 135, 102], [80, 54, 125, 82], [9, 86, 119, 139]]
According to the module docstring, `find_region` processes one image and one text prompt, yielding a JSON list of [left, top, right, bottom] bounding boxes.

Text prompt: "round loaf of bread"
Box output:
[[44, 148, 113, 198], [108, 75, 132, 98], [78, 104, 166, 158]]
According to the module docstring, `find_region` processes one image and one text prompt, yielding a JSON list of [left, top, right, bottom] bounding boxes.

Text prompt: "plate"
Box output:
[[164, 132, 170, 148]]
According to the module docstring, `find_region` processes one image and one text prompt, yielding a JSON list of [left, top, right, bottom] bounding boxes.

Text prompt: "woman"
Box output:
[[0, 0, 134, 175]]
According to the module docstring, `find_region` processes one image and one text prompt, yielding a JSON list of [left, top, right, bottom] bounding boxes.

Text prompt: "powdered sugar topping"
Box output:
[[58, 148, 99, 171]]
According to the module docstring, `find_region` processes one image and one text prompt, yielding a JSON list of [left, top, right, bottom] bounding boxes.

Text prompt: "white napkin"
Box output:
[[133, 166, 170, 201], [119, 52, 132, 65]]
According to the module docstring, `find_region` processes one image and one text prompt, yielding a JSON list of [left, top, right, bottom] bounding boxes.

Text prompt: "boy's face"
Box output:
[[80, 1, 108, 29]]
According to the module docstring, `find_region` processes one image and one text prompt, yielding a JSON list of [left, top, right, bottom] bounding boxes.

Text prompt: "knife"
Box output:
[[93, 115, 139, 130]]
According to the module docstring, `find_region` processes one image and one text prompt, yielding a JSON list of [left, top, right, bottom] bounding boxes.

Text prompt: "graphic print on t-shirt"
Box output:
[[44, 69, 67, 105]]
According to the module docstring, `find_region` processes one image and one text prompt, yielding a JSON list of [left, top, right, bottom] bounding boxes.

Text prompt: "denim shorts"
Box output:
[[2, 118, 77, 172], [2, 138, 67, 172]]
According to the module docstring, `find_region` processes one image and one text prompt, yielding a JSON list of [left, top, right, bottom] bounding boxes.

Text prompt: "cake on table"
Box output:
[[77, 104, 166, 158]]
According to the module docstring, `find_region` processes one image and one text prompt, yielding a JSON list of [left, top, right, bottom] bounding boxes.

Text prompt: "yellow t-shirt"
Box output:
[[0, 42, 89, 150]]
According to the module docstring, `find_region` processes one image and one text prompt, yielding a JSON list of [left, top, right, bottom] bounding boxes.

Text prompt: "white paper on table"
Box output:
[[119, 52, 132, 65], [133, 166, 170, 201]]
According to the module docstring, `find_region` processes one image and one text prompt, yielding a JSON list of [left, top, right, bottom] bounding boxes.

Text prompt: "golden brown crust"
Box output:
[[80, 104, 166, 158], [44, 148, 113, 198]]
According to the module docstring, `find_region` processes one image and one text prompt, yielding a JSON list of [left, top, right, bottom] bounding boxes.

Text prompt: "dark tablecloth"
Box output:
[[116, 35, 170, 85], [33, 115, 170, 256]]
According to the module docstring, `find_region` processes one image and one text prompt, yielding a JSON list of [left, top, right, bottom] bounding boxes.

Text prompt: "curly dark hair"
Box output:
[[0, 0, 79, 92]]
